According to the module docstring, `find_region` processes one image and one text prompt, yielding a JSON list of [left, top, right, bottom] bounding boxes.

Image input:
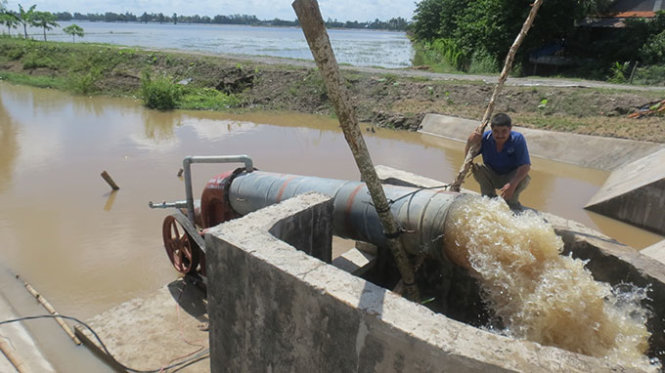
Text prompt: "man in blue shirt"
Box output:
[[465, 113, 531, 209]]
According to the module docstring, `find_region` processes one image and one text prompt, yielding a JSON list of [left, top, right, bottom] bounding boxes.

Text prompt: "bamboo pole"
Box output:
[[23, 282, 82, 345], [449, 0, 544, 192], [292, 0, 420, 301], [0, 339, 27, 373], [101, 170, 120, 191]]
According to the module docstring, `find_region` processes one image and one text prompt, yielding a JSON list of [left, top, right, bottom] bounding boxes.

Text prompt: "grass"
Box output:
[[180, 88, 241, 110], [0, 71, 66, 89]]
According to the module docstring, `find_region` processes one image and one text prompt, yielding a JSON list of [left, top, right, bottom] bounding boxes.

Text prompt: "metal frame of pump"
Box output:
[[149, 155, 254, 276]]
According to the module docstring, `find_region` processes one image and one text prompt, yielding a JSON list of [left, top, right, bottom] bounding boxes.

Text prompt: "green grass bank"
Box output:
[[1, 36, 664, 142]]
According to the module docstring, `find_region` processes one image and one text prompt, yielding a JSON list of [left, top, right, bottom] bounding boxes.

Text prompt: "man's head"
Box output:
[[490, 113, 512, 145]]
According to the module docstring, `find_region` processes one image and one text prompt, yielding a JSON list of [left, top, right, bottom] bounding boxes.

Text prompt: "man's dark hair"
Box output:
[[490, 113, 512, 128]]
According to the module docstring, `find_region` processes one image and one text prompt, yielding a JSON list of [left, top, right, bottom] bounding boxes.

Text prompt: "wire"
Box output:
[[0, 314, 209, 373], [388, 184, 449, 205]]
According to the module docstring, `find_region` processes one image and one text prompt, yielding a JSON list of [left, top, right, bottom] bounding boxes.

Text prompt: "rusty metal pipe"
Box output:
[[227, 171, 465, 258]]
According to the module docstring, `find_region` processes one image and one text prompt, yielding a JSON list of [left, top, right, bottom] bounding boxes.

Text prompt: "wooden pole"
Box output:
[[100, 170, 120, 191], [0, 339, 27, 373], [449, 0, 544, 192], [23, 282, 82, 345], [292, 0, 420, 301]]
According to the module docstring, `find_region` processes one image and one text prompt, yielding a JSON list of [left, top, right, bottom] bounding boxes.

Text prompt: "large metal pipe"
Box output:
[[226, 170, 467, 259]]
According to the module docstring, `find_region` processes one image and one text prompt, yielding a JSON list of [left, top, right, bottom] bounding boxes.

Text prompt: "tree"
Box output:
[[63, 23, 84, 42], [0, 12, 19, 35], [17, 4, 36, 39], [32, 11, 58, 41], [412, 0, 601, 71]]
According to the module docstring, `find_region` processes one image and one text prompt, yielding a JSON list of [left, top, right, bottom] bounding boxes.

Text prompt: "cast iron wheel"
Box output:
[[162, 215, 200, 274]]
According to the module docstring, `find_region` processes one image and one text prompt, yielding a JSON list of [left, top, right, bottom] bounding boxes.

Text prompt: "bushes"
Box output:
[[139, 73, 241, 111], [68, 68, 102, 94], [413, 39, 500, 74], [632, 64, 665, 86], [639, 30, 665, 65], [140, 72, 182, 110], [180, 88, 241, 110]]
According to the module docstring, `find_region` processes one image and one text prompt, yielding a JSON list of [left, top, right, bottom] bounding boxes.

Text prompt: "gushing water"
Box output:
[[443, 196, 657, 370]]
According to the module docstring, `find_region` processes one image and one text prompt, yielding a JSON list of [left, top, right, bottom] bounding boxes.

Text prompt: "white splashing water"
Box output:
[[443, 196, 658, 371]]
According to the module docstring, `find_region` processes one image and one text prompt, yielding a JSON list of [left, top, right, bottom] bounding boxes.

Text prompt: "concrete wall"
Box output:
[[419, 113, 664, 171], [205, 192, 624, 372], [585, 148, 665, 235]]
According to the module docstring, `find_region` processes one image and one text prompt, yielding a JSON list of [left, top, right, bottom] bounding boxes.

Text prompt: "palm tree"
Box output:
[[32, 11, 58, 41], [17, 4, 36, 39], [0, 12, 19, 36], [63, 24, 84, 42]]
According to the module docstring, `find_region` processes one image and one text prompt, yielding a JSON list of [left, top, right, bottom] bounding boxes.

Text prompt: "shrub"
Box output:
[[180, 87, 241, 110], [68, 68, 102, 94], [632, 64, 665, 86], [608, 61, 628, 84], [140, 72, 182, 110], [468, 48, 499, 74], [639, 30, 665, 65]]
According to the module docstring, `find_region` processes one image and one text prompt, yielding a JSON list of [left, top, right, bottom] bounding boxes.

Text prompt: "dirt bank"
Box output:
[[1, 40, 664, 142]]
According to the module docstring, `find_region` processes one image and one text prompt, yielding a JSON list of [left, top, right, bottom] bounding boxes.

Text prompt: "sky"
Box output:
[[4, 0, 417, 22]]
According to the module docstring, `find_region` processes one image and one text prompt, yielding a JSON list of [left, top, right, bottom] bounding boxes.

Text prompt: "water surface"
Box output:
[[27, 21, 414, 68]]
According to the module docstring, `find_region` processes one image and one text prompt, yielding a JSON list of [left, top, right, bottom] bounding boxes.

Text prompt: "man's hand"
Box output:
[[499, 182, 516, 200]]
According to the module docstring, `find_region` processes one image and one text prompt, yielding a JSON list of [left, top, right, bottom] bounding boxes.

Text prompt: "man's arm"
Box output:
[[465, 131, 482, 157], [499, 164, 530, 200]]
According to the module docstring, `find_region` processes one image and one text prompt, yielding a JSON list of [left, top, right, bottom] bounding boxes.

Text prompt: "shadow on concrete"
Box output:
[[167, 276, 208, 323]]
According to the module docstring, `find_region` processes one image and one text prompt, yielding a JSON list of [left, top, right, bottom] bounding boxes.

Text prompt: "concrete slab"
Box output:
[[77, 278, 210, 372], [0, 292, 55, 373], [642, 240, 665, 264], [0, 266, 107, 372], [585, 148, 665, 234], [419, 113, 664, 171]]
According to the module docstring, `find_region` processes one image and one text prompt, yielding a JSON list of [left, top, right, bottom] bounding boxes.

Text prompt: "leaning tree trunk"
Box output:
[[293, 0, 420, 301], [449, 0, 544, 192]]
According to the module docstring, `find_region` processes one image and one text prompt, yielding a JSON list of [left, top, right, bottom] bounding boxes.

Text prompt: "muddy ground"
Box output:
[[3, 45, 665, 142]]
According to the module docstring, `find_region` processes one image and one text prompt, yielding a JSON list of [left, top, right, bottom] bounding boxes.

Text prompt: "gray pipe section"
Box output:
[[184, 155, 253, 224], [228, 171, 465, 257]]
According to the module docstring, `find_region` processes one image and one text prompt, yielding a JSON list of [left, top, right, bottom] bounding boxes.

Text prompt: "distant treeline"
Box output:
[[51, 11, 409, 31]]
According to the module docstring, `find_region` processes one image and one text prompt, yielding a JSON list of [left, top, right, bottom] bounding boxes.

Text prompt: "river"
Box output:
[[23, 21, 414, 68]]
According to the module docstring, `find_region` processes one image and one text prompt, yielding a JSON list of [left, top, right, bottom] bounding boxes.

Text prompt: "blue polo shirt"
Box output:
[[480, 130, 531, 175]]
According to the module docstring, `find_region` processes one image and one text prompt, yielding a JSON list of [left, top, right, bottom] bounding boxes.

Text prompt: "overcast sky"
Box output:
[[4, 0, 416, 22]]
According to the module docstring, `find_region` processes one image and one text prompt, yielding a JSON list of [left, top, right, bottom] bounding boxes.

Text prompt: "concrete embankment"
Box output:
[[0, 265, 107, 372], [585, 148, 665, 234], [419, 113, 664, 171]]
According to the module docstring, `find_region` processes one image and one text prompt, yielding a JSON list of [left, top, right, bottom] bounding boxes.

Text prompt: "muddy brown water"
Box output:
[[0, 82, 663, 368]]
